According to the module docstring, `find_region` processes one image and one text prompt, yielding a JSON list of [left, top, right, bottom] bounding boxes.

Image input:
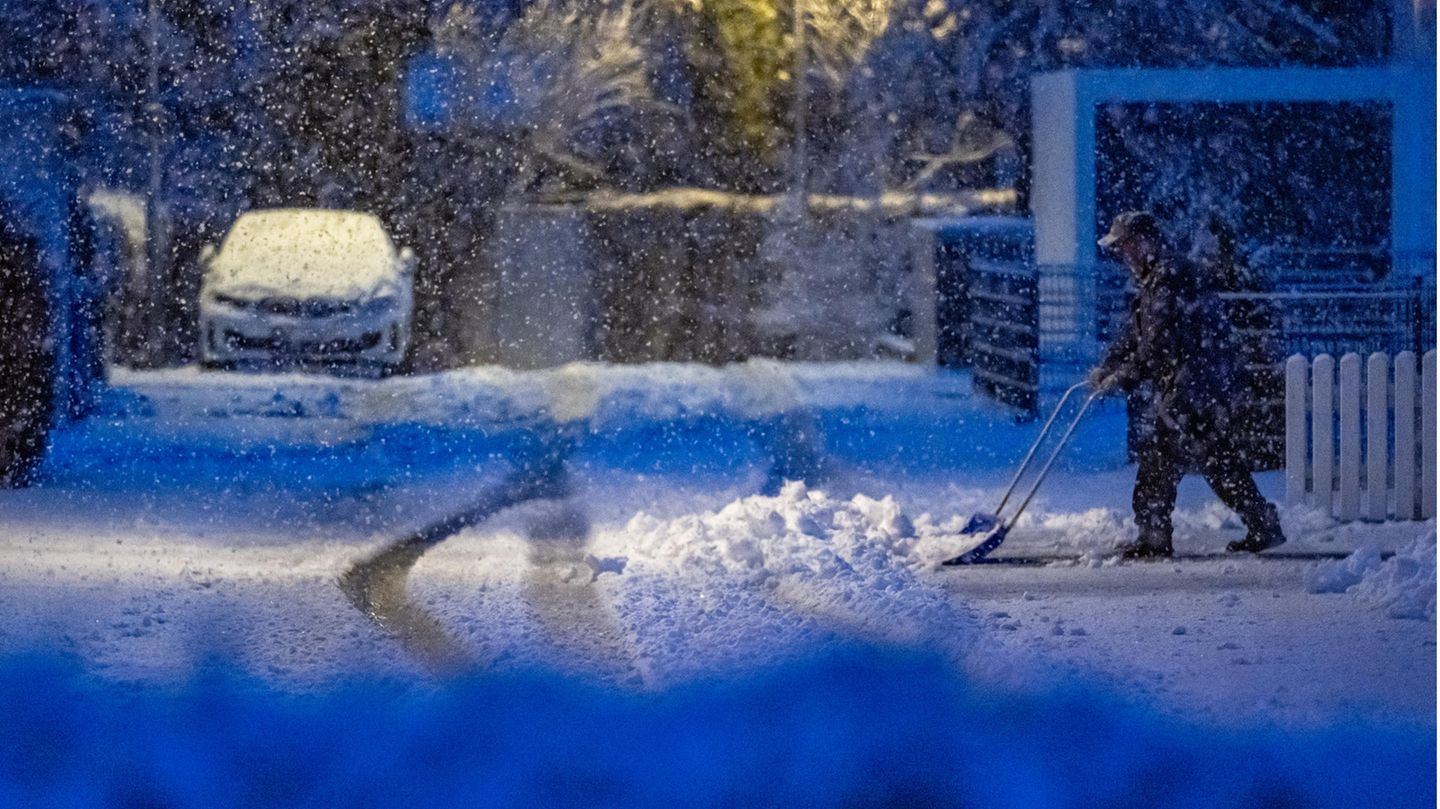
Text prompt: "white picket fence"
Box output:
[[1286, 350, 1436, 521]]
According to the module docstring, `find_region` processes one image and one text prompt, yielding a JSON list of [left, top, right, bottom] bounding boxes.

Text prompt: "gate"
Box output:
[[967, 258, 1040, 417]]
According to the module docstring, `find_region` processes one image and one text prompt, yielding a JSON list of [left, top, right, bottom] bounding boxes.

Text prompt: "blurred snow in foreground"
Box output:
[[0, 647, 1431, 809]]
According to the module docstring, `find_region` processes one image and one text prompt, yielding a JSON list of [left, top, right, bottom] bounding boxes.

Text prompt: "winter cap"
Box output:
[[1098, 211, 1162, 249]]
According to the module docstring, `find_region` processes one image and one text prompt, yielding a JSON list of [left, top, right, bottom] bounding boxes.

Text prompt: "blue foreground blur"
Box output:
[[0, 647, 1431, 809]]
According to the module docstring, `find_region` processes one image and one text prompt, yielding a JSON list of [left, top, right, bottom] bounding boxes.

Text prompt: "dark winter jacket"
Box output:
[[1097, 253, 1245, 432]]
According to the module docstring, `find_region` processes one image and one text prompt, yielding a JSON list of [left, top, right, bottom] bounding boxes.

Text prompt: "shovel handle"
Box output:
[[991, 381, 1090, 518], [1005, 388, 1102, 530]]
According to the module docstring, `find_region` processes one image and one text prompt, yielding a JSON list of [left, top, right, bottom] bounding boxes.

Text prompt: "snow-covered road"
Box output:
[[0, 363, 1432, 734]]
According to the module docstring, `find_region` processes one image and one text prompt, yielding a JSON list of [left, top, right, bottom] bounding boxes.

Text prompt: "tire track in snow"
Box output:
[[341, 366, 636, 677], [339, 400, 645, 679], [518, 500, 652, 685], [338, 444, 572, 673], [339, 363, 836, 680]]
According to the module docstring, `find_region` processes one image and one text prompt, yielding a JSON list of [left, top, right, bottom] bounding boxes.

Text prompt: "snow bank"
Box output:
[[104, 363, 1135, 481], [0, 648, 1430, 809], [112, 361, 955, 423], [1307, 530, 1437, 620], [604, 481, 919, 585], [543, 482, 976, 682]]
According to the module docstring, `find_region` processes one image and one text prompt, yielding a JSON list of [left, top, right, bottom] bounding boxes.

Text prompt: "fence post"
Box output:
[[1337, 354, 1362, 521], [1285, 355, 1308, 504], [1423, 350, 1436, 520], [1311, 354, 1335, 516], [1395, 351, 1417, 520], [1365, 352, 1389, 521]]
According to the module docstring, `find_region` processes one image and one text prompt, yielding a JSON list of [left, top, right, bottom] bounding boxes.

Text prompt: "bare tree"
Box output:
[[803, 0, 893, 88], [493, 0, 686, 195]]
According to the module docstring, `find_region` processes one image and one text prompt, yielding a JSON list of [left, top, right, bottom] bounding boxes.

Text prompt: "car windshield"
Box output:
[[210, 210, 397, 300]]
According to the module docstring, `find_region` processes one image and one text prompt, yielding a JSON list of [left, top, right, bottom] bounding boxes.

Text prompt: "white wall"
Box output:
[[1029, 66, 1437, 266]]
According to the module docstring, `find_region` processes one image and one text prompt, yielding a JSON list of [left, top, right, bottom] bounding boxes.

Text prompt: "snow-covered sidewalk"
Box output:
[[0, 363, 1432, 734]]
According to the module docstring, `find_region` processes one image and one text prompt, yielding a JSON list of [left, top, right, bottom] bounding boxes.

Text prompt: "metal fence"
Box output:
[[1094, 262, 1434, 468], [1222, 285, 1435, 359], [1251, 247, 1437, 287], [1095, 275, 1436, 359], [967, 258, 1040, 415], [1079, 261, 1436, 357], [917, 224, 1438, 427], [952, 255, 1436, 423]]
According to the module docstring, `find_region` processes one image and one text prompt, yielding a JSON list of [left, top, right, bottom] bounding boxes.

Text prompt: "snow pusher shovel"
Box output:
[[944, 381, 1102, 566]]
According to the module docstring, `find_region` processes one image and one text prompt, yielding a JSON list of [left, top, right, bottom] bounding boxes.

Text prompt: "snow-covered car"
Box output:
[[198, 209, 414, 372]]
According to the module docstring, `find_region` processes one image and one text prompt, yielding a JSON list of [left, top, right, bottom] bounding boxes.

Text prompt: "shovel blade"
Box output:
[[942, 525, 1011, 566], [961, 512, 1000, 535]]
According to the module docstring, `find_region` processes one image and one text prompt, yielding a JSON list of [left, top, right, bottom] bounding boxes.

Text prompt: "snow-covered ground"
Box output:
[[0, 363, 1433, 804]]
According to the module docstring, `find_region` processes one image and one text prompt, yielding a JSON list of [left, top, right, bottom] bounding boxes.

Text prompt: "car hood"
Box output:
[[205, 210, 401, 303]]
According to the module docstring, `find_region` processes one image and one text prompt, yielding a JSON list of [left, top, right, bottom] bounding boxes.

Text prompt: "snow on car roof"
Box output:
[[207, 209, 399, 301]]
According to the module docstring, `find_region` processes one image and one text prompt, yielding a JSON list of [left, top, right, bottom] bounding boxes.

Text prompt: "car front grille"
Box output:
[[224, 329, 383, 354], [254, 298, 356, 318]]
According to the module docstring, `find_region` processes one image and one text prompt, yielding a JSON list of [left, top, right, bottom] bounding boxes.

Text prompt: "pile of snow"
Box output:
[[1306, 531, 1437, 620], [404, 481, 976, 688], [605, 481, 920, 585], [550, 482, 976, 681], [1033, 507, 1134, 559]]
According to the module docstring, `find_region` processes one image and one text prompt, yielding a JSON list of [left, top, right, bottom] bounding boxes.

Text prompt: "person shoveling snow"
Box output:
[[1091, 211, 1285, 560]]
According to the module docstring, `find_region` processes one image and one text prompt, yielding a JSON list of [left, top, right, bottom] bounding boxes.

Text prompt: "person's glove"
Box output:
[[1087, 368, 1117, 392]]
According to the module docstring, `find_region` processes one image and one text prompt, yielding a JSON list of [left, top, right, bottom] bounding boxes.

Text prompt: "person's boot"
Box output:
[[1116, 529, 1173, 560], [1227, 504, 1285, 553]]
